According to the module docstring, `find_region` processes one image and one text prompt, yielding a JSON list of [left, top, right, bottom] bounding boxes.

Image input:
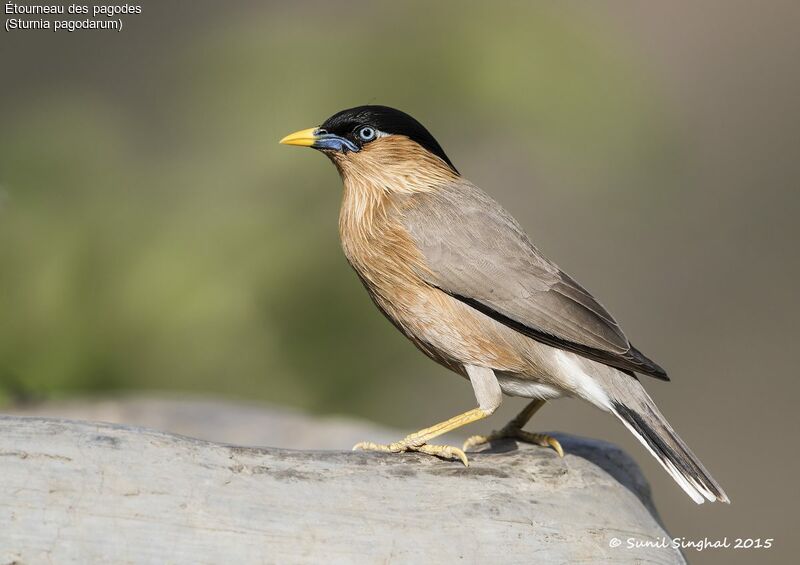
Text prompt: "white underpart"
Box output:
[[547, 351, 714, 504], [553, 350, 612, 410], [496, 375, 562, 400], [613, 413, 711, 504]]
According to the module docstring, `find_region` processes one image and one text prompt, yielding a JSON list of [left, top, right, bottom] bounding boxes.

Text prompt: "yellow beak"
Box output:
[[279, 127, 318, 147]]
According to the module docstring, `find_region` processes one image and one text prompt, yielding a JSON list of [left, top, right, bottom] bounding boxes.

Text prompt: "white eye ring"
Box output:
[[357, 126, 377, 141]]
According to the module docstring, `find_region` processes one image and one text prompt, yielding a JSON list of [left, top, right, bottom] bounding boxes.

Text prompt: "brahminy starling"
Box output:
[[280, 105, 728, 504]]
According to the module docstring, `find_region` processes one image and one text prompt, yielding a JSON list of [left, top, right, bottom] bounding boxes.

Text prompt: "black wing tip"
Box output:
[[641, 361, 670, 381], [443, 290, 671, 381], [629, 345, 669, 381]]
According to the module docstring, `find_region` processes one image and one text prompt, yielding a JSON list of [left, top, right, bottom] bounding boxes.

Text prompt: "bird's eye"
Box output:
[[357, 126, 376, 141]]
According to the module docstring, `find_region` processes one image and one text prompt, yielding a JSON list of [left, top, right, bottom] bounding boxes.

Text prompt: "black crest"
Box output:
[[320, 105, 458, 174]]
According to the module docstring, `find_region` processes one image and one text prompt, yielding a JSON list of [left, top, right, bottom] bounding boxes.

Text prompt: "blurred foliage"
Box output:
[[0, 1, 669, 422]]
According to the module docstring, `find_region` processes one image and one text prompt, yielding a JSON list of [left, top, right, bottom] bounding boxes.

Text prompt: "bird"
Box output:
[[280, 105, 729, 504]]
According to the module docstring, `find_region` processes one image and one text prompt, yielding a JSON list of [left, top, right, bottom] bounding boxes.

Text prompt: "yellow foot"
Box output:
[[353, 440, 469, 466], [462, 428, 564, 457]]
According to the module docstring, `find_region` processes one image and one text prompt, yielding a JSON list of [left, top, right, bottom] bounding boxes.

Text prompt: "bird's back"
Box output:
[[401, 180, 668, 381]]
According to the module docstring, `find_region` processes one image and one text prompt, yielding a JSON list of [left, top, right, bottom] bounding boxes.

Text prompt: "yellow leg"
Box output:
[[462, 399, 563, 457], [353, 407, 489, 466]]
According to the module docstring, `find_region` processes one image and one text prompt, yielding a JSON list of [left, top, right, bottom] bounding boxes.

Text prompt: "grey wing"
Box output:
[[402, 181, 668, 380]]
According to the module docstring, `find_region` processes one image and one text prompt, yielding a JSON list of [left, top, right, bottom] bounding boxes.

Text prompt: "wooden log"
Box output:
[[0, 415, 685, 564]]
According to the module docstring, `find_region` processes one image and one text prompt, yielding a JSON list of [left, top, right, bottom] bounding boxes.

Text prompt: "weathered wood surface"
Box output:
[[4, 396, 404, 450], [0, 414, 685, 564]]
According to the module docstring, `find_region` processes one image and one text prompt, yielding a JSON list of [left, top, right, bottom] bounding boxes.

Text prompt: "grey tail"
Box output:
[[612, 400, 730, 504]]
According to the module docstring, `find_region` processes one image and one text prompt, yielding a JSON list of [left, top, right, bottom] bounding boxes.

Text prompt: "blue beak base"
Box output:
[[312, 131, 360, 153]]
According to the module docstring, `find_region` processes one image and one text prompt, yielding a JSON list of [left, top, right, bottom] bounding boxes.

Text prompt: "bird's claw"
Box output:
[[462, 428, 564, 457], [353, 440, 469, 466]]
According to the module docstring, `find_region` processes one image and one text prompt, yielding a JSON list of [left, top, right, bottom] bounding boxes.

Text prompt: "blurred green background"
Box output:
[[1, 1, 798, 564]]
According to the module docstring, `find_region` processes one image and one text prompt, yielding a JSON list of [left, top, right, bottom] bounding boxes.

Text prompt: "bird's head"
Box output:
[[280, 105, 459, 190]]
